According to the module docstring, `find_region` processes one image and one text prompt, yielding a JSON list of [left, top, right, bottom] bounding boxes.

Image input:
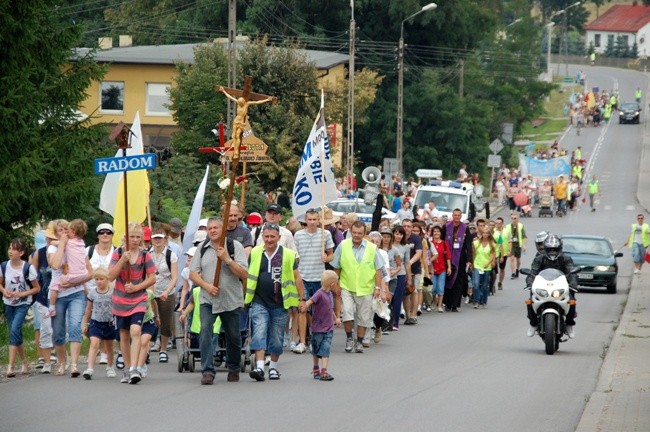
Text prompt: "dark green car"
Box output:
[[561, 235, 622, 294]]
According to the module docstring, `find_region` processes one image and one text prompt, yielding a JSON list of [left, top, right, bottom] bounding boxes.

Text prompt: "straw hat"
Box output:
[[45, 228, 58, 240], [321, 207, 340, 225]]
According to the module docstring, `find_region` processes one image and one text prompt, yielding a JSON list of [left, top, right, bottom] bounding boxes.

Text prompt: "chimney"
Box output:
[[98, 37, 113, 50], [119, 35, 133, 47]]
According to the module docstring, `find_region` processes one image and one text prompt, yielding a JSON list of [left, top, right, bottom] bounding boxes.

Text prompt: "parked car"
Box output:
[[618, 102, 641, 124], [560, 234, 622, 294], [326, 198, 396, 225]]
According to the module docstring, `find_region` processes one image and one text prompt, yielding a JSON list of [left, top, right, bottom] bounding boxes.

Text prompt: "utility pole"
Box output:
[[459, 59, 464, 98], [396, 36, 404, 177], [227, 0, 237, 129], [347, 0, 355, 186]]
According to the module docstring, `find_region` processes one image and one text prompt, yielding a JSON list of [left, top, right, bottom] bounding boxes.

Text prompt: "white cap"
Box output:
[[193, 230, 207, 244], [185, 247, 197, 257], [198, 218, 208, 228]]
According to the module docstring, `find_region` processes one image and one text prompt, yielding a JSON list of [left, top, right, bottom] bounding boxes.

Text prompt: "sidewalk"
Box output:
[[575, 78, 650, 431]]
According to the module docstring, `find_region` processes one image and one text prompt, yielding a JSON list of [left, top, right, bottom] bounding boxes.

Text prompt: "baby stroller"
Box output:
[[538, 193, 554, 218], [176, 311, 200, 373], [213, 308, 253, 373]]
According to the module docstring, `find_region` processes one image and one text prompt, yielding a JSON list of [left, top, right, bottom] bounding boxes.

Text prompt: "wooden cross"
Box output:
[[210, 75, 277, 288]]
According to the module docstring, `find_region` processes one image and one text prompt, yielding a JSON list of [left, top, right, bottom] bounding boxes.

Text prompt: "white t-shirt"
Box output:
[[86, 245, 115, 292], [1, 261, 38, 306], [151, 247, 179, 296]]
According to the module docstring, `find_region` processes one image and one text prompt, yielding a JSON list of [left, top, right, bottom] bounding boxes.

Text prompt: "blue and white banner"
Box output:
[[518, 154, 571, 179], [291, 91, 338, 219]]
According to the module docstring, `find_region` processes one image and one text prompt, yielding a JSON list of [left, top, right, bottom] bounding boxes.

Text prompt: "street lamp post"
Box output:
[[546, 22, 554, 82], [396, 2, 436, 178], [547, 1, 581, 80]]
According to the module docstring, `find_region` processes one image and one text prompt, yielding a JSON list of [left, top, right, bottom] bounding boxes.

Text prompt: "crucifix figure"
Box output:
[[217, 76, 276, 158], [210, 75, 277, 287]]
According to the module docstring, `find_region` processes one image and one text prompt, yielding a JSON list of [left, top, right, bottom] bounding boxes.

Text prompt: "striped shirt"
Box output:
[[110, 248, 156, 317], [294, 229, 334, 282]]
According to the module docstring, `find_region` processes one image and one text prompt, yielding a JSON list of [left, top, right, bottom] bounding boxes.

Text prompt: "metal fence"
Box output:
[[552, 54, 650, 72]]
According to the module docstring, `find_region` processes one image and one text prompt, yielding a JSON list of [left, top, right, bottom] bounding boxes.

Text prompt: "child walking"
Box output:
[[299, 270, 340, 381], [135, 288, 160, 379], [81, 267, 117, 379], [48, 219, 91, 316], [0, 238, 41, 377]]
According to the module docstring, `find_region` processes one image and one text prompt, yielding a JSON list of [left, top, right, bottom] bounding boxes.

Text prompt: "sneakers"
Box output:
[[511, 273, 517, 280], [137, 365, 148, 378], [362, 337, 370, 348], [437, 307, 444, 313], [373, 329, 382, 343], [151, 342, 161, 352], [566, 325, 575, 339], [354, 341, 364, 353], [474, 303, 478, 309], [82, 368, 93, 380], [426, 306, 432, 312], [634, 269, 641, 274], [129, 369, 142, 384], [345, 338, 354, 353], [36, 358, 45, 369], [292, 342, 307, 354], [99, 352, 108, 365], [106, 367, 116, 378], [120, 371, 129, 383], [249, 368, 265, 382], [527, 326, 537, 337], [42, 363, 51, 374], [464, 296, 470, 304]]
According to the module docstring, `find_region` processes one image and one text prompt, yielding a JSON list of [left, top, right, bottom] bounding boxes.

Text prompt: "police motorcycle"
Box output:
[[520, 266, 580, 355]]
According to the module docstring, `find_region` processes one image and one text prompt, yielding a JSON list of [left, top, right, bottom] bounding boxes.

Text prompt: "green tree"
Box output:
[[0, 0, 109, 258]]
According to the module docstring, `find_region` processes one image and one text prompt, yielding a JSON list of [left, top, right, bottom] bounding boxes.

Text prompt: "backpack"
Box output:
[[145, 246, 172, 272], [199, 238, 236, 261], [1, 260, 34, 304]]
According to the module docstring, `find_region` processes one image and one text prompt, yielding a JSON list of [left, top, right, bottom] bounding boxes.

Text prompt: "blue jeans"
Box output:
[[199, 304, 241, 374], [391, 275, 406, 327], [432, 272, 446, 296], [4, 304, 30, 346], [632, 242, 647, 264], [473, 269, 492, 305], [250, 302, 288, 357], [51, 290, 86, 346], [303, 281, 321, 300]]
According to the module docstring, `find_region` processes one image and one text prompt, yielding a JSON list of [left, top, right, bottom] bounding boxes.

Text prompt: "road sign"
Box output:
[[487, 154, 502, 168], [501, 123, 513, 144], [94, 153, 157, 175], [383, 158, 398, 176], [489, 138, 504, 154], [415, 169, 442, 179], [222, 120, 271, 163]]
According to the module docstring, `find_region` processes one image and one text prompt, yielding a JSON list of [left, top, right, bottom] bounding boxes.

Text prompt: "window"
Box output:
[[607, 34, 614, 47], [622, 35, 629, 46], [100, 81, 124, 113], [146, 83, 171, 115], [594, 34, 601, 48]]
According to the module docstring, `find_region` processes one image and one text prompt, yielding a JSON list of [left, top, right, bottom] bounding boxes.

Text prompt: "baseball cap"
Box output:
[[380, 227, 393, 236], [151, 233, 166, 239], [143, 226, 152, 241], [169, 217, 183, 234], [96, 223, 114, 234], [198, 218, 208, 229], [193, 230, 207, 244], [266, 203, 282, 213], [185, 247, 197, 257]]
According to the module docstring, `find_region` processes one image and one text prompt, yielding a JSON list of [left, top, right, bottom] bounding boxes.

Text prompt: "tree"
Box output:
[[0, 1, 109, 258]]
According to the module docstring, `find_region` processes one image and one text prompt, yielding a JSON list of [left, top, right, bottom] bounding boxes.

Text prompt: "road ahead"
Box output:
[[1, 66, 647, 432]]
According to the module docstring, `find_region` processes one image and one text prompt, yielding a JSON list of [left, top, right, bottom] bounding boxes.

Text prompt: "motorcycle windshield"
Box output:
[[538, 268, 565, 280]]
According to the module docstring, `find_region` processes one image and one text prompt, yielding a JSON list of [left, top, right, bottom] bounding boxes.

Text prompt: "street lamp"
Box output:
[[546, 1, 581, 80], [396, 2, 436, 178], [546, 22, 555, 82]]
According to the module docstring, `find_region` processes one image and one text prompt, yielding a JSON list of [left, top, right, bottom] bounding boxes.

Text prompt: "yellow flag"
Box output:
[[98, 112, 150, 247]]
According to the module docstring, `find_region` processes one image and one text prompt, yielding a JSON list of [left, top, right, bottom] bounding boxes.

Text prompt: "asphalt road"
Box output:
[[1, 66, 646, 432]]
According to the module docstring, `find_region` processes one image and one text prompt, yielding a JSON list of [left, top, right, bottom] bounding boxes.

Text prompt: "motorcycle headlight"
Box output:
[[551, 289, 565, 298], [535, 288, 549, 298], [594, 265, 611, 272]]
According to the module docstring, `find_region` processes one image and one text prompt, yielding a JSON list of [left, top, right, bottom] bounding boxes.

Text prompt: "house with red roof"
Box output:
[[584, 3, 650, 57]]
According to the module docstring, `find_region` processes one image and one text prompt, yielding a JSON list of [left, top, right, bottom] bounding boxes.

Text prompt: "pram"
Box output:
[[176, 298, 252, 373], [538, 193, 554, 218]]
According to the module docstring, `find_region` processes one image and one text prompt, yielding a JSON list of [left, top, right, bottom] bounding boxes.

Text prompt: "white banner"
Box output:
[[291, 91, 339, 219]]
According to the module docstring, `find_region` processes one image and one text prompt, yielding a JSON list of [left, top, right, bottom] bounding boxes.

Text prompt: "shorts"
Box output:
[[88, 319, 117, 340], [511, 245, 522, 258], [387, 279, 397, 295], [304, 281, 321, 299], [311, 331, 333, 358], [141, 318, 158, 336], [411, 273, 423, 293], [250, 302, 288, 356], [340, 289, 373, 328], [115, 312, 145, 330], [632, 243, 647, 264]]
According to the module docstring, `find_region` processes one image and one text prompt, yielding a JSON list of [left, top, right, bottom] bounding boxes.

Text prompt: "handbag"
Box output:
[[373, 297, 391, 321]]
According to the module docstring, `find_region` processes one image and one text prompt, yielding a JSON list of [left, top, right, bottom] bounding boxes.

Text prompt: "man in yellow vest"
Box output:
[[627, 214, 650, 274], [587, 175, 599, 212], [331, 221, 386, 353], [636, 87, 642, 103], [503, 213, 527, 279], [245, 223, 305, 381], [188, 217, 249, 385]]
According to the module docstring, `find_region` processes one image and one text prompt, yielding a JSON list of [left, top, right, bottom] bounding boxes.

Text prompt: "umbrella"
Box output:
[[514, 191, 528, 207]]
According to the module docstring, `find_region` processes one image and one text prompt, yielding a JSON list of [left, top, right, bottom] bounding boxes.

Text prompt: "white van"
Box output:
[[413, 180, 485, 222]]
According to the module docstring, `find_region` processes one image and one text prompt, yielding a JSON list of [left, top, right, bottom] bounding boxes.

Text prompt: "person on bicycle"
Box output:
[[525, 235, 578, 338]]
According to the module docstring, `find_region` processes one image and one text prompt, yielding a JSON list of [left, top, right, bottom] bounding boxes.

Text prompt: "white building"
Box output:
[[585, 3, 650, 58]]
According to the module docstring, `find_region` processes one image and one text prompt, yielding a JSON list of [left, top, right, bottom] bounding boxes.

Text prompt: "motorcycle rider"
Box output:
[[534, 231, 549, 256], [525, 235, 578, 338]]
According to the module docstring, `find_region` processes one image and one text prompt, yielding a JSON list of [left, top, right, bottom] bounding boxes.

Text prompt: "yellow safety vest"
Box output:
[[588, 180, 598, 195], [189, 287, 221, 334], [629, 223, 650, 248], [472, 239, 493, 271], [503, 223, 524, 255], [339, 239, 377, 296], [245, 246, 299, 309]]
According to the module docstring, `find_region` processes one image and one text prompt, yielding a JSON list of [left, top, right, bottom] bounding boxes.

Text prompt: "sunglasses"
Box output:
[[263, 223, 280, 232], [97, 230, 113, 235]]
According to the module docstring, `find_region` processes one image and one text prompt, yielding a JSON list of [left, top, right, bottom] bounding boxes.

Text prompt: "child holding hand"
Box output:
[[299, 270, 340, 381]]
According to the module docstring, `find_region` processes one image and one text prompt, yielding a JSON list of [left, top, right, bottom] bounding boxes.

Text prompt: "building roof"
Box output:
[[74, 42, 349, 70], [585, 4, 650, 33]]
